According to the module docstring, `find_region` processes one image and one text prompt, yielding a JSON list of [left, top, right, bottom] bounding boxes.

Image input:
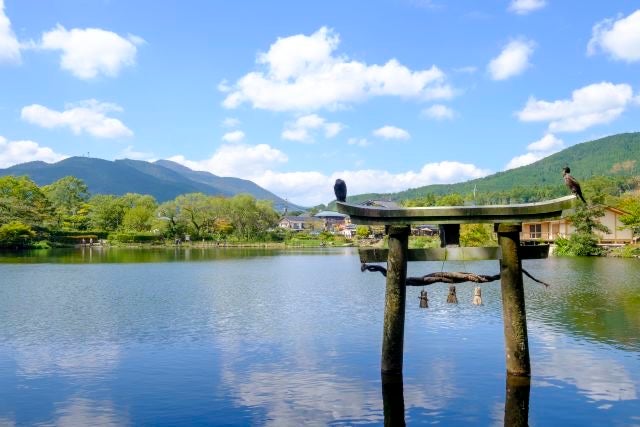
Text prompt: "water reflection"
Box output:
[[533, 326, 637, 402], [504, 376, 530, 427], [382, 373, 405, 427], [53, 397, 127, 427], [1, 251, 639, 425]]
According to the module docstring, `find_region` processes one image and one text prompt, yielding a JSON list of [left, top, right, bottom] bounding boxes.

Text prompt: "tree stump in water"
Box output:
[[418, 290, 429, 308], [473, 287, 483, 305], [447, 285, 458, 304]]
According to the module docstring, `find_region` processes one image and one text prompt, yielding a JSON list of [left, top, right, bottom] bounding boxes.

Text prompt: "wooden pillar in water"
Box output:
[[497, 223, 531, 377], [381, 225, 410, 375]]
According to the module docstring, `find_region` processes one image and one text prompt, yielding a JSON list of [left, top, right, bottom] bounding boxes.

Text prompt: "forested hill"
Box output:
[[0, 157, 303, 211], [345, 132, 640, 204]]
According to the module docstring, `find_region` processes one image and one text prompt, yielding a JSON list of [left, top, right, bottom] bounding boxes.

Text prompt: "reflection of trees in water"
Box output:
[[535, 258, 640, 350]]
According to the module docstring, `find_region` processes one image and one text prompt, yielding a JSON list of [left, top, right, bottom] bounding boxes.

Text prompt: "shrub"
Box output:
[[0, 221, 36, 248], [554, 234, 605, 256], [108, 232, 163, 243]]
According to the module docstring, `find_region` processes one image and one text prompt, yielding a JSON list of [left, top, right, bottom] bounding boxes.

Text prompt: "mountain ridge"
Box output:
[[342, 132, 640, 204], [0, 157, 302, 211]]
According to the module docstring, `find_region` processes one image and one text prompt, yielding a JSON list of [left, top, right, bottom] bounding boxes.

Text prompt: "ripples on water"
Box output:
[[0, 248, 638, 425]]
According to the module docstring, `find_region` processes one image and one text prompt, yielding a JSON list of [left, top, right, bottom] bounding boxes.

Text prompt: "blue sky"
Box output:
[[1, 0, 639, 206]]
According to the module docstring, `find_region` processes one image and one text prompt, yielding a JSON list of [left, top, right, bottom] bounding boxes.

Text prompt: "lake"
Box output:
[[1, 247, 639, 426]]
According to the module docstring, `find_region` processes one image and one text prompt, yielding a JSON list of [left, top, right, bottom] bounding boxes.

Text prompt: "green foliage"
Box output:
[[0, 175, 52, 228], [42, 176, 90, 230], [555, 193, 610, 256], [554, 234, 606, 256], [618, 194, 640, 237], [436, 194, 465, 206], [610, 244, 640, 258], [355, 225, 370, 238], [0, 221, 36, 248], [460, 224, 497, 247], [88, 195, 127, 231], [108, 232, 163, 243], [409, 236, 439, 249]]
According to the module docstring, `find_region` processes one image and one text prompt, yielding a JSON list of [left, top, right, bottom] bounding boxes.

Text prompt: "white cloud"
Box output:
[[222, 27, 453, 112], [587, 10, 640, 62], [0, 0, 20, 64], [487, 39, 535, 80], [517, 82, 635, 132], [119, 145, 154, 161], [505, 134, 564, 170], [422, 104, 455, 120], [169, 145, 490, 205], [256, 161, 490, 206], [526, 133, 564, 151], [505, 152, 543, 170], [373, 125, 410, 140], [222, 117, 241, 127], [508, 0, 546, 15], [347, 137, 370, 147], [0, 136, 68, 168], [21, 99, 133, 138], [169, 143, 288, 178], [222, 130, 245, 142], [36, 24, 143, 79], [281, 114, 343, 142]]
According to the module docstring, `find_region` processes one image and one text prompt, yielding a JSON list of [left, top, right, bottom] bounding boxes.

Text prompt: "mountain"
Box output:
[[0, 157, 302, 211], [342, 132, 640, 204]]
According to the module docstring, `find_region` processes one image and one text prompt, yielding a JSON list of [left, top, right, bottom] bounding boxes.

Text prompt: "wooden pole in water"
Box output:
[[381, 225, 410, 375], [497, 223, 531, 377]]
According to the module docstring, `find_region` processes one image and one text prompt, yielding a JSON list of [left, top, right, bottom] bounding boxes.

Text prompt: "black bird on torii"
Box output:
[[562, 166, 586, 203], [334, 179, 347, 202]]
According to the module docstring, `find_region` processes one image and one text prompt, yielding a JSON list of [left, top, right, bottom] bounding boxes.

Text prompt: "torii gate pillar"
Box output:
[[381, 225, 410, 375], [497, 223, 531, 377]]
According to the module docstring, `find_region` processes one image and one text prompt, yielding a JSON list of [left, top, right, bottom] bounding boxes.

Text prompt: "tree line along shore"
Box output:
[[0, 174, 638, 257]]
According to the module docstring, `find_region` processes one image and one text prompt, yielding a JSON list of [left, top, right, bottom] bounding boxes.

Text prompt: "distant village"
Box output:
[[278, 204, 635, 245]]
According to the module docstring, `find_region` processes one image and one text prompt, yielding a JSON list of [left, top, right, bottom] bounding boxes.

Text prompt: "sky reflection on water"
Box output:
[[0, 248, 639, 425]]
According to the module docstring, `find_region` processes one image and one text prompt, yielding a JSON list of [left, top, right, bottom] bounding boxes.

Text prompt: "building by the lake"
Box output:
[[521, 205, 634, 244]]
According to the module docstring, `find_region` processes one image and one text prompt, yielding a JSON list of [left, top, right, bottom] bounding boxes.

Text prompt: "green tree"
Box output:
[[122, 205, 155, 232], [155, 200, 185, 237], [356, 225, 370, 238], [560, 192, 610, 256], [618, 194, 640, 238], [460, 224, 496, 247], [42, 176, 90, 230], [118, 193, 157, 232], [0, 176, 51, 228], [436, 193, 465, 206], [228, 194, 278, 240], [175, 193, 216, 238], [88, 195, 127, 231]]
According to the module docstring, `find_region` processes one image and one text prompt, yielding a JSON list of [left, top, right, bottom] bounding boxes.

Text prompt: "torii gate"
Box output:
[[336, 195, 576, 378]]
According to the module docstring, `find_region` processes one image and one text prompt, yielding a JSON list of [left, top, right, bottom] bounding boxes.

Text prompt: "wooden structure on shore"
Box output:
[[336, 195, 576, 379]]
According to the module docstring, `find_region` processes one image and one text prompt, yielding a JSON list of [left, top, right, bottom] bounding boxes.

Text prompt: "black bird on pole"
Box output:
[[334, 179, 347, 202], [562, 166, 586, 203]]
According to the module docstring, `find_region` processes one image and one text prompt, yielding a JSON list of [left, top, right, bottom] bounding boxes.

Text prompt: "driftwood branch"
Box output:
[[361, 263, 388, 276], [406, 271, 500, 286], [522, 268, 550, 288], [360, 263, 551, 287]]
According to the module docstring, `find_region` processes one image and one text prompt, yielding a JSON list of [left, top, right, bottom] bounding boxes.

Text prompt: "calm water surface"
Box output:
[[1, 247, 639, 426]]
